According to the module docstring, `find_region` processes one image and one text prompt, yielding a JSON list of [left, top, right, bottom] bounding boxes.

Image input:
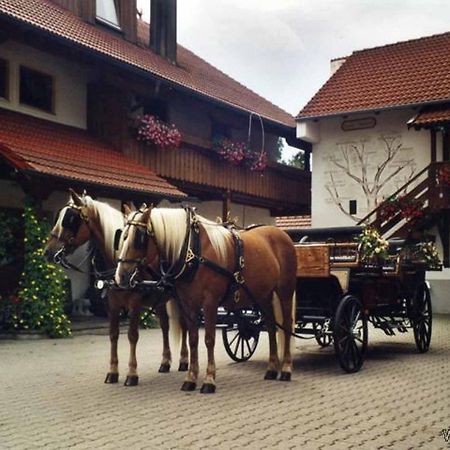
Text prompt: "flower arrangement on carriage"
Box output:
[[405, 240, 441, 270], [135, 114, 182, 150], [356, 226, 389, 266]]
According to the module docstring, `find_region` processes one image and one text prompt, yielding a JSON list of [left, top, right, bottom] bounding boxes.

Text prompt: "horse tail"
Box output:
[[166, 298, 181, 351]]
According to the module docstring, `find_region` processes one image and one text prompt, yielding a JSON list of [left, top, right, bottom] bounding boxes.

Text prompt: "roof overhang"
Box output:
[[0, 108, 187, 201]]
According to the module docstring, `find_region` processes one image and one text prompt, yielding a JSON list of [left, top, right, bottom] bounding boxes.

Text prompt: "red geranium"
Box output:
[[136, 114, 182, 150]]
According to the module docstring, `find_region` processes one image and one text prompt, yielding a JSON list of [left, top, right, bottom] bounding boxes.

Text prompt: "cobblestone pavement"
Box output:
[[1, 315, 449, 450]]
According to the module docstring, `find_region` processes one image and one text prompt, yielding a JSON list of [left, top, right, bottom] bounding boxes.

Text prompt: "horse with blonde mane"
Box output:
[[115, 205, 297, 393], [44, 190, 188, 386]]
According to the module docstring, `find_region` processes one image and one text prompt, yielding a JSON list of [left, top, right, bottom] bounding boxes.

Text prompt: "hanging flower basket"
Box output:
[[213, 138, 246, 165], [136, 114, 182, 150], [243, 150, 268, 172]]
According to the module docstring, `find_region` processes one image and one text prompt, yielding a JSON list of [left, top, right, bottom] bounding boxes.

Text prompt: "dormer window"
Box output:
[[96, 0, 121, 30]]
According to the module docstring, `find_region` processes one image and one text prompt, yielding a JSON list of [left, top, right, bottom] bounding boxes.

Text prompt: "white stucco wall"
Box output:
[[308, 109, 430, 228], [0, 41, 89, 129]]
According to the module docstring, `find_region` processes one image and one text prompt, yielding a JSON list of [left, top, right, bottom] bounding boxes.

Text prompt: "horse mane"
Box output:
[[84, 196, 125, 262], [150, 208, 232, 265]]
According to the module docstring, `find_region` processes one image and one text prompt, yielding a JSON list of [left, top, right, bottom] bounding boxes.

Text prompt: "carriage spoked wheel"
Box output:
[[411, 283, 432, 353], [222, 309, 261, 362], [333, 295, 368, 373], [313, 322, 332, 347]]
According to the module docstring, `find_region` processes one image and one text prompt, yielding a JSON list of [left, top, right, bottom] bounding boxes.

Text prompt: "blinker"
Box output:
[[114, 229, 122, 251], [61, 209, 82, 234], [134, 227, 148, 250]]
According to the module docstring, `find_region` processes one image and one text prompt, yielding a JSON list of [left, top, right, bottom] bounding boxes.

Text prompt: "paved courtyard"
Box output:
[[0, 315, 450, 450]]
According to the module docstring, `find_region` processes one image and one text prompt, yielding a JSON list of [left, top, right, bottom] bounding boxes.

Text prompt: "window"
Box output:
[[349, 200, 357, 215], [19, 66, 53, 113], [96, 0, 120, 29], [0, 58, 8, 100]]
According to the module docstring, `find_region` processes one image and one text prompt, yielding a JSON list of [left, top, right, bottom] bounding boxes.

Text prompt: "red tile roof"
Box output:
[[276, 215, 311, 230], [298, 32, 450, 120], [0, 0, 294, 129], [408, 103, 450, 127], [0, 108, 186, 198]]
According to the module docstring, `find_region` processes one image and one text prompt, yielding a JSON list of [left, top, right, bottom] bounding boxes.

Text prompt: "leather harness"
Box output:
[[120, 206, 255, 305]]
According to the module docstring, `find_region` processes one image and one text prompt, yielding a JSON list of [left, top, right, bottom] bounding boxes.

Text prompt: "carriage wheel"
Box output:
[[333, 295, 368, 373], [313, 322, 332, 347], [411, 283, 432, 353], [222, 310, 261, 362]]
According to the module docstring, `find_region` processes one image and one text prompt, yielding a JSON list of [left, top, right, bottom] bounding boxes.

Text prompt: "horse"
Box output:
[[115, 205, 297, 393], [44, 190, 189, 386]]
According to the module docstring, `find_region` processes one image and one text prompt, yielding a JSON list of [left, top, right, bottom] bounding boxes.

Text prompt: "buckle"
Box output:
[[234, 271, 244, 284], [185, 248, 196, 263], [239, 256, 245, 269], [234, 290, 241, 303]]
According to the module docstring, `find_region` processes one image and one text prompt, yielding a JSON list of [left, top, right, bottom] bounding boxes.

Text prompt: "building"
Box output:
[[296, 31, 450, 313], [0, 0, 310, 313]]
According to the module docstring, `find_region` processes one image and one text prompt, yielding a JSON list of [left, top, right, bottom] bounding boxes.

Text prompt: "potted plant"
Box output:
[[136, 114, 182, 150]]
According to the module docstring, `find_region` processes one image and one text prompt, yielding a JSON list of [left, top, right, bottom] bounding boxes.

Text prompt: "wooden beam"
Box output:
[[431, 128, 436, 162], [222, 190, 231, 222], [443, 127, 450, 161]]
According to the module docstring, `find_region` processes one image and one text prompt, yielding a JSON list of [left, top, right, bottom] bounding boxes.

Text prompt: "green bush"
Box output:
[[1, 197, 71, 337]]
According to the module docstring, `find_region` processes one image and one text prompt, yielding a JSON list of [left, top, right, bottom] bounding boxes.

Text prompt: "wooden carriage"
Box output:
[[221, 227, 437, 373]]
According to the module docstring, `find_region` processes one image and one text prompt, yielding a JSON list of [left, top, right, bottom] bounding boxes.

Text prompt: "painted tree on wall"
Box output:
[[326, 134, 415, 221]]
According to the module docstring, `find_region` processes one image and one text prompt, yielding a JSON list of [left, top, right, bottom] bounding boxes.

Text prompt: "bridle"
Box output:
[[50, 203, 93, 272]]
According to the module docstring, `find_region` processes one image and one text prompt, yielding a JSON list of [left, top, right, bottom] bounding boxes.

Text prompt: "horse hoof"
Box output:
[[158, 364, 170, 373], [124, 375, 139, 386], [181, 381, 196, 391], [279, 371, 291, 382], [200, 383, 216, 394], [104, 372, 119, 384], [264, 370, 278, 380], [178, 362, 189, 372]]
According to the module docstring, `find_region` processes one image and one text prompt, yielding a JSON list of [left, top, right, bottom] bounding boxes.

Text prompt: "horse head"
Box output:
[[44, 189, 92, 264], [115, 204, 156, 288]]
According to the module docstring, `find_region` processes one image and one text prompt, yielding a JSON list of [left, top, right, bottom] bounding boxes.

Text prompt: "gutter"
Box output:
[[296, 99, 450, 122]]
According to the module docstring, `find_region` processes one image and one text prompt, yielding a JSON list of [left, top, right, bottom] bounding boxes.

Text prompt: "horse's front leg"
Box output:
[[200, 305, 218, 394], [105, 296, 120, 384], [181, 309, 200, 392], [155, 302, 171, 373], [124, 296, 141, 386]]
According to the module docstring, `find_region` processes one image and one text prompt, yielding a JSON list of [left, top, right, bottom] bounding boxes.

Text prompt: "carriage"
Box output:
[[220, 226, 438, 373]]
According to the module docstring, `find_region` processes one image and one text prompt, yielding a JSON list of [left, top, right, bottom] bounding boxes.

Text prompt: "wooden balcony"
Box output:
[[125, 134, 311, 215]]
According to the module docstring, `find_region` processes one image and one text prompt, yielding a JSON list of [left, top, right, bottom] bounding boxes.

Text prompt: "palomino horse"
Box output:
[[44, 190, 188, 385], [115, 206, 297, 393]]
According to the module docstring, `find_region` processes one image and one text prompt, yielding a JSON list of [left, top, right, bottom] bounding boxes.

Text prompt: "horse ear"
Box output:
[[141, 206, 152, 222], [122, 203, 132, 217], [69, 188, 84, 207]]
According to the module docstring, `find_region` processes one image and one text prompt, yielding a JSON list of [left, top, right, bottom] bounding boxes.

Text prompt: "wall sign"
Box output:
[[341, 117, 377, 131]]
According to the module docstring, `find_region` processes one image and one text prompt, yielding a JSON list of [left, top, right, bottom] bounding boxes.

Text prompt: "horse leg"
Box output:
[[200, 306, 218, 394], [155, 302, 171, 373], [179, 316, 189, 372], [181, 309, 199, 391], [262, 299, 280, 380], [105, 302, 120, 384], [124, 298, 141, 386], [276, 291, 295, 382]]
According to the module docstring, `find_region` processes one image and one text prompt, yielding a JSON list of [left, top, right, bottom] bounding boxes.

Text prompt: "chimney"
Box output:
[[150, 0, 177, 64], [330, 57, 346, 76]]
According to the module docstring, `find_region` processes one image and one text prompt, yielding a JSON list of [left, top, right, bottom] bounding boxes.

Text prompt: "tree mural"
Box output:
[[325, 134, 416, 221]]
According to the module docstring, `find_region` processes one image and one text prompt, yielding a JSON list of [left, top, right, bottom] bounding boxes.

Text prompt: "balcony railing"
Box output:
[[125, 134, 311, 214]]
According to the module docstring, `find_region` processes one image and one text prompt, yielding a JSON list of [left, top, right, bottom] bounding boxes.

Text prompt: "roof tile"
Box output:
[[0, 0, 294, 128], [298, 32, 450, 119], [0, 108, 186, 198]]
